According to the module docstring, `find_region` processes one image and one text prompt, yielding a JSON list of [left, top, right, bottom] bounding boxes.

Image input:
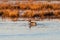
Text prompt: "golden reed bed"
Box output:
[[0, 1, 60, 21]]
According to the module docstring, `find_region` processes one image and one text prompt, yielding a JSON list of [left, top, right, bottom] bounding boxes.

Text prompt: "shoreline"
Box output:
[[0, 18, 60, 22]]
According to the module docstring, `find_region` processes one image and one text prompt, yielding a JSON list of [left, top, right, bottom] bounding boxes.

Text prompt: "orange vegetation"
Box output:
[[0, 1, 60, 21]]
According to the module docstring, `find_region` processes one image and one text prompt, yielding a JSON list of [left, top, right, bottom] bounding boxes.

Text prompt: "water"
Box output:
[[0, 19, 60, 40]]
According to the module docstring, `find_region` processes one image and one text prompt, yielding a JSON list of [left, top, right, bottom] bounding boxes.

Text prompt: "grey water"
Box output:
[[0, 19, 60, 40]]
